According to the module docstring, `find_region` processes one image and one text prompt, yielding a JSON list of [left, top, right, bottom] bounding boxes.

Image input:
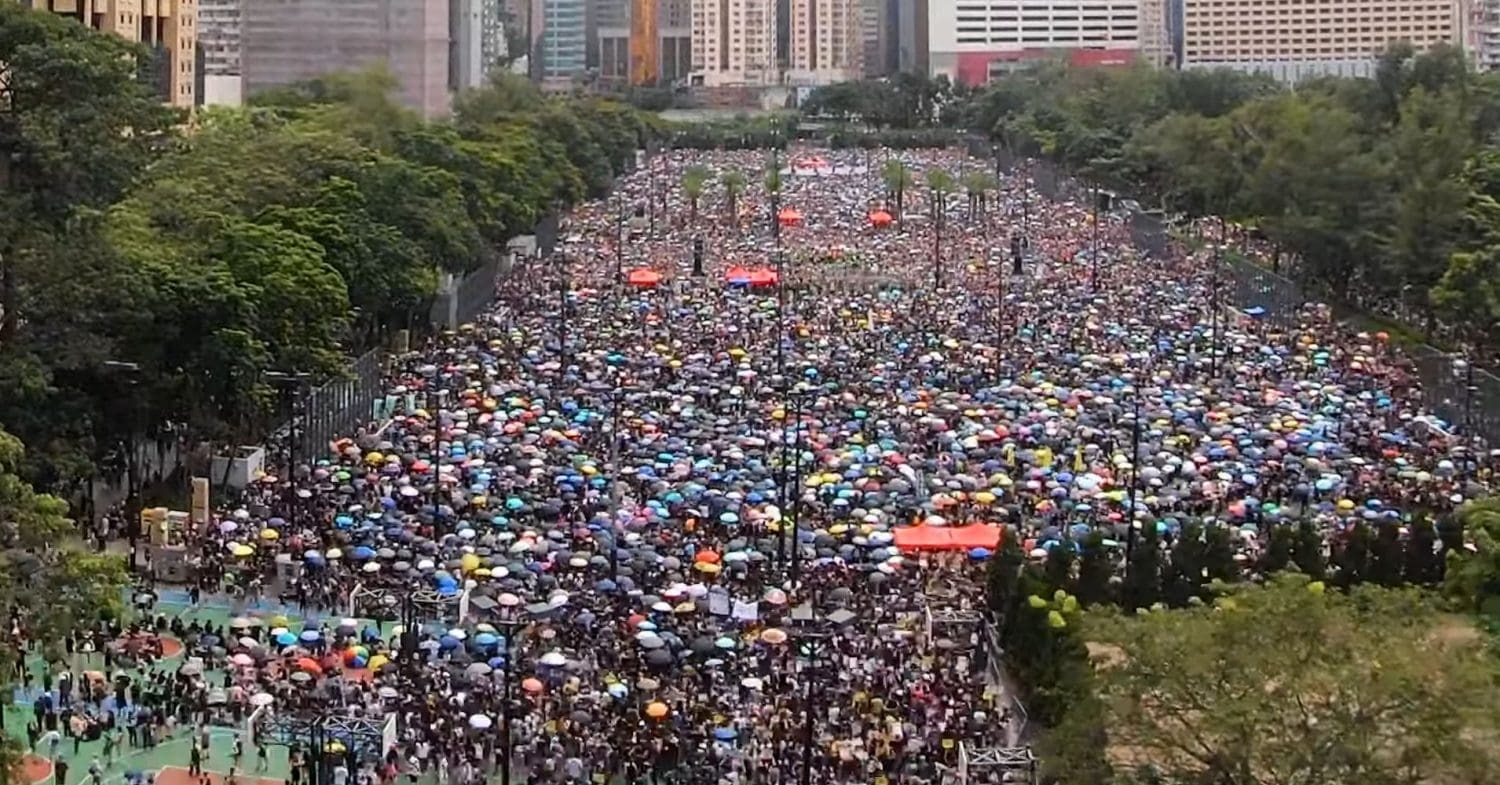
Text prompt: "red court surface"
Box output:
[[22, 753, 53, 784], [155, 766, 284, 785]]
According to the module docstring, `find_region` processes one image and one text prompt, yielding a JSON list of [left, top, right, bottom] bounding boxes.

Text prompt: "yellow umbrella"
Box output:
[[231, 544, 255, 558], [260, 528, 279, 541]]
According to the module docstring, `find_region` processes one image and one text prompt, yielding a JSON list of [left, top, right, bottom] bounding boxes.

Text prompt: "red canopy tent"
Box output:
[[868, 210, 894, 228], [748, 268, 779, 287], [892, 524, 1002, 552], [724, 266, 753, 285], [777, 208, 803, 227], [627, 268, 662, 288]]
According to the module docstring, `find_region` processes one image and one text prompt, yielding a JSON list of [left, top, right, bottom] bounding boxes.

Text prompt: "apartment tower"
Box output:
[[25, 0, 198, 108], [241, 0, 450, 117], [787, 0, 863, 84], [690, 0, 778, 85], [1179, 0, 1464, 81], [927, 0, 1141, 84]]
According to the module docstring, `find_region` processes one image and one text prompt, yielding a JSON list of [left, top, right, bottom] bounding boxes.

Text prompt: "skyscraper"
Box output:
[[690, 0, 778, 86], [480, 0, 512, 74], [23, 0, 198, 108], [927, 0, 1141, 85], [241, 0, 451, 117], [1179, 0, 1463, 81], [451, 0, 486, 89], [857, 0, 892, 77], [539, 0, 587, 83], [787, 0, 863, 85]]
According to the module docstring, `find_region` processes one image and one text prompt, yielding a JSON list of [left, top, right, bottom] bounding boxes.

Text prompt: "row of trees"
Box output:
[[0, 4, 658, 496], [988, 498, 1500, 783], [806, 49, 1500, 353], [958, 47, 1500, 354]]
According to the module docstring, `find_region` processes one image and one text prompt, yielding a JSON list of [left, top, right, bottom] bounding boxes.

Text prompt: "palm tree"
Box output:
[[764, 163, 783, 240], [721, 170, 748, 229], [963, 171, 997, 220], [880, 159, 914, 219], [682, 165, 713, 225], [926, 168, 956, 287]]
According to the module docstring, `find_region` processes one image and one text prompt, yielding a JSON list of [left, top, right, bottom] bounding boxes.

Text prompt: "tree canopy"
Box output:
[[1051, 576, 1500, 785], [0, 3, 658, 496]]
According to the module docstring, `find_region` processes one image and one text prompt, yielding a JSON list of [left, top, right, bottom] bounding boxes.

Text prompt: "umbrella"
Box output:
[[468, 714, 493, 730]]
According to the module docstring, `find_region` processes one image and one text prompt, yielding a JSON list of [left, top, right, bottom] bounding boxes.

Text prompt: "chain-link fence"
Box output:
[[1128, 210, 1169, 258], [284, 348, 385, 460], [1407, 344, 1500, 444]]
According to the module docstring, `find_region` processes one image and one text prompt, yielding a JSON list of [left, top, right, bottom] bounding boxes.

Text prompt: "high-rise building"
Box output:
[[452, 0, 486, 89], [1179, 0, 1464, 81], [242, 0, 451, 118], [690, 0, 779, 86], [480, 0, 511, 74], [594, 0, 630, 79], [857, 0, 893, 76], [1138, 0, 1170, 66], [927, 0, 1140, 85], [539, 0, 587, 84], [895, 0, 928, 73], [197, 0, 241, 105], [1476, 0, 1500, 70], [787, 0, 863, 84], [660, 0, 692, 83], [24, 0, 199, 108]]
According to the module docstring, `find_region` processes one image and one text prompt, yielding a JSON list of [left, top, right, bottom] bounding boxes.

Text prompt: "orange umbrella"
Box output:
[[694, 549, 721, 564], [748, 268, 779, 287], [521, 677, 544, 693], [645, 701, 669, 718], [295, 657, 321, 674], [869, 210, 893, 227], [777, 208, 802, 227], [627, 268, 662, 288]]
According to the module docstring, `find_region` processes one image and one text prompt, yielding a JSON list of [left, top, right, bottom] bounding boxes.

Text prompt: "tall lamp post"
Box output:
[[496, 607, 526, 785], [1124, 387, 1142, 567], [614, 196, 626, 285], [786, 388, 808, 586], [558, 253, 570, 379], [1090, 183, 1101, 291], [265, 370, 311, 529], [102, 360, 143, 572]]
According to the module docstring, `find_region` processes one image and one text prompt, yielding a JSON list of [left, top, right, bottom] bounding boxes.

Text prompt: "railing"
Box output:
[[279, 348, 385, 461]]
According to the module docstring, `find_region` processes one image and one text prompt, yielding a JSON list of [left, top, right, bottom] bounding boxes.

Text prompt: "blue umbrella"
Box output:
[[968, 547, 992, 560], [474, 632, 499, 647], [351, 546, 377, 560], [712, 727, 738, 741], [275, 631, 297, 646], [439, 636, 461, 650], [299, 630, 321, 642]]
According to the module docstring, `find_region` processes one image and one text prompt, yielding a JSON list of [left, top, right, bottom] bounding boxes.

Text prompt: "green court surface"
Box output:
[[7, 603, 297, 785]]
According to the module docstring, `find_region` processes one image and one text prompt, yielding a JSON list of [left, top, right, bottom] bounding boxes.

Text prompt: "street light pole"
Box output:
[[558, 253, 570, 379], [797, 631, 829, 785], [1126, 390, 1141, 566], [933, 191, 943, 290], [608, 385, 624, 581], [788, 391, 806, 588], [1090, 183, 1100, 291], [498, 613, 524, 785], [266, 371, 311, 529], [615, 197, 625, 286], [1210, 240, 1221, 380], [102, 360, 143, 573], [776, 250, 786, 378]]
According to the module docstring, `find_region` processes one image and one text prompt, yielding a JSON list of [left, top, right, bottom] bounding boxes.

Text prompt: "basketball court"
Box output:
[[152, 766, 283, 785]]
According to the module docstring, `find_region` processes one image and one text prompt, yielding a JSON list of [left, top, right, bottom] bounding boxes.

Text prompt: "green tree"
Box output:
[[1293, 518, 1328, 579], [961, 170, 997, 219], [1074, 532, 1115, 608], [1258, 523, 1296, 575], [1202, 522, 1240, 585], [1369, 522, 1407, 587], [986, 526, 1025, 620], [1072, 576, 1500, 785], [681, 165, 713, 225], [720, 170, 748, 228], [880, 159, 914, 218], [1162, 521, 1207, 607], [1334, 522, 1374, 588], [1121, 524, 1163, 611], [1405, 513, 1442, 585], [1444, 498, 1500, 615], [1043, 542, 1076, 597]]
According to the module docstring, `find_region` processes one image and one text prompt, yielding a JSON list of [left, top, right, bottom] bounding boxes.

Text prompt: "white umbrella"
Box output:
[[539, 651, 567, 667], [468, 714, 493, 730], [447, 628, 468, 640], [250, 692, 275, 707]]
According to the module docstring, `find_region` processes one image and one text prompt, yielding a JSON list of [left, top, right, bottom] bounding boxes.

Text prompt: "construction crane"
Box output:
[[629, 0, 659, 86]]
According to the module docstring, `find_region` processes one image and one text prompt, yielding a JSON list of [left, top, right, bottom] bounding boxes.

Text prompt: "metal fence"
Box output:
[[289, 348, 385, 460], [1128, 209, 1169, 258], [1219, 254, 1500, 444]]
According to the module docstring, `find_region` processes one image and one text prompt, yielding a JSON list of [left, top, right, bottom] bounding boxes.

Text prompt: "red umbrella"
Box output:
[[724, 266, 753, 285], [627, 268, 662, 288], [777, 208, 802, 227], [869, 210, 894, 227], [748, 268, 779, 287]]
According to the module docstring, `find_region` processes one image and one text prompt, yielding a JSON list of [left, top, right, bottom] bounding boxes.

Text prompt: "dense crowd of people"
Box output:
[[40, 144, 1489, 785]]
